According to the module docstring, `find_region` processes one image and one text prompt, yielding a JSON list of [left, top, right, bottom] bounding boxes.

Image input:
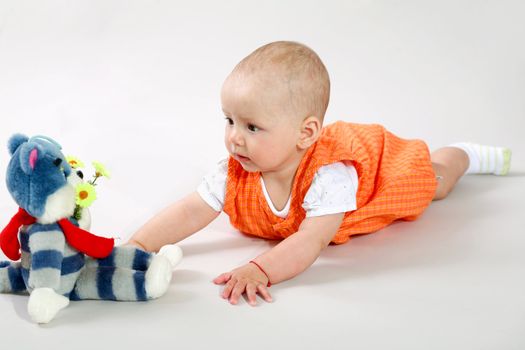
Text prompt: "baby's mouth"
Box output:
[[235, 153, 250, 162]]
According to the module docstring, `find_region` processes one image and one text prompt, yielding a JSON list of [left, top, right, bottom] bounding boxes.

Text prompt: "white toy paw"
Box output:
[[145, 254, 173, 299], [28, 287, 70, 324], [158, 244, 183, 270]]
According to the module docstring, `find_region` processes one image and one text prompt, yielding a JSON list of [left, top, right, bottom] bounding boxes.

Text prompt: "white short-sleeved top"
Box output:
[[197, 158, 359, 218]]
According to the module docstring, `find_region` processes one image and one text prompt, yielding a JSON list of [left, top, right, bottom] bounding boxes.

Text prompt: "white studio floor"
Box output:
[[0, 171, 524, 349], [1, 1, 524, 349]]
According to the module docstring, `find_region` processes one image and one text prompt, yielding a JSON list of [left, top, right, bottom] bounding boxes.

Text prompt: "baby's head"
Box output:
[[221, 41, 330, 173], [225, 41, 330, 124]]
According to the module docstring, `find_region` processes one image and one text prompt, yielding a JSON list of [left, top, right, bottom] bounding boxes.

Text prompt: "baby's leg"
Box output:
[[0, 261, 27, 293], [431, 142, 512, 200], [431, 147, 469, 200]]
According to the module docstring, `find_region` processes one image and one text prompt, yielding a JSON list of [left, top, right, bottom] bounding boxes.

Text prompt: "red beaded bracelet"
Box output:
[[249, 260, 272, 287]]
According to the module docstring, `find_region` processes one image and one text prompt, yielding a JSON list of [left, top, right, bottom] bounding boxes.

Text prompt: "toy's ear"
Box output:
[[19, 143, 43, 175], [8, 133, 29, 155]]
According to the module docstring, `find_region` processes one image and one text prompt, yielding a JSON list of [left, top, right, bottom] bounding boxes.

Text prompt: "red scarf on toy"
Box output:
[[0, 207, 114, 260]]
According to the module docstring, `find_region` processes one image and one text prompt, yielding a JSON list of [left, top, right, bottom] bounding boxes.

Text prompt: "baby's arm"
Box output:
[[128, 191, 220, 252], [213, 211, 345, 305]]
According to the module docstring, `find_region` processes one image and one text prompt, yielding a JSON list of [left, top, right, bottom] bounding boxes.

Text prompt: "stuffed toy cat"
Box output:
[[0, 134, 182, 323]]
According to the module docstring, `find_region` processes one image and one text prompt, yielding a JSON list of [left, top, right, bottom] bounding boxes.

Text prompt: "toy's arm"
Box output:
[[27, 225, 66, 291]]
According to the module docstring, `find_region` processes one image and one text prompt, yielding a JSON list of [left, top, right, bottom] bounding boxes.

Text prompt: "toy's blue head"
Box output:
[[6, 134, 75, 220]]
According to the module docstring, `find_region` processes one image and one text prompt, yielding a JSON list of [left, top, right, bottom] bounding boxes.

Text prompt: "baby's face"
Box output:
[[221, 73, 303, 174]]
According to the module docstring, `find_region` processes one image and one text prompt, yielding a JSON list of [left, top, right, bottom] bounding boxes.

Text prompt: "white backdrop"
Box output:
[[0, 1, 524, 348]]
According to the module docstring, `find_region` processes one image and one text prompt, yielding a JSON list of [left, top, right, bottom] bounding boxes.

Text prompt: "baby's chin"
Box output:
[[236, 159, 260, 173], [230, 153, 258, 171], [239, 162, 259, 172]]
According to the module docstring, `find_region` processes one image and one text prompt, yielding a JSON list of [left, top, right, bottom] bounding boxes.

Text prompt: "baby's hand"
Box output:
[[213, 263, 272, 306]]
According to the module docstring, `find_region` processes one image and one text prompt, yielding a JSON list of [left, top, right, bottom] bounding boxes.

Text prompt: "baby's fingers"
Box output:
[[221, 278, 236, 300], [246, 283, 258, 306], [213, 272, 232, 285], [257, 284, 273, 303], [229, 280, 247, 305]]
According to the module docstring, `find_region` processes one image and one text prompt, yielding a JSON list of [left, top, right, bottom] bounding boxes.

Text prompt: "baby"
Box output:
[[128, 41, 512, 306]]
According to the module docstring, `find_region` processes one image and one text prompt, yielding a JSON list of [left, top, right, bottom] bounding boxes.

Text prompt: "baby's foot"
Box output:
[[28, 287, 70, 324], [449, 142, 511, 175]]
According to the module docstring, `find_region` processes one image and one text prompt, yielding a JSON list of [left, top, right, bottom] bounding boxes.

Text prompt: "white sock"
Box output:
[[448, 142, 512, 175]]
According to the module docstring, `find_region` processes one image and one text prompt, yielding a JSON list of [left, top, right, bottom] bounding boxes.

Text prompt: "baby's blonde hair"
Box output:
[[232, 41, 330, 123]]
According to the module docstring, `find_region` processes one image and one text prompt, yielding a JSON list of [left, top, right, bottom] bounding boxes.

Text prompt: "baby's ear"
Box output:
[[8, 133, 29, 155], [298, 116, 321, 149], [19, 143, 44, 175]]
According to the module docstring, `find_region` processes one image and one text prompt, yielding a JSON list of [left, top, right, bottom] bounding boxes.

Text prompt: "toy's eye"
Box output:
[[76, 170, 84, 179], [53, 158, 62, 166]]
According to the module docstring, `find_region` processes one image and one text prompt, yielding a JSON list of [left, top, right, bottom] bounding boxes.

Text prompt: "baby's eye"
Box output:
[[224, 117, 233, 125], [247, 124, 260, 132]]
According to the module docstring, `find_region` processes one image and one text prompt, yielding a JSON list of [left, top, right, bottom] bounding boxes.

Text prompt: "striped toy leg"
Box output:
[[85, 244, 182, 272], [72, 266, 151, 301], [0, 261, 28, 294], [72, 255, 173, 301], [85, 246, 154, 271], [72, 245, 182, 301]]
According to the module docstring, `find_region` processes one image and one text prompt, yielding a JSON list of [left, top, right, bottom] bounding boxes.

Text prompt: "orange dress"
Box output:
[[223, 121, 438, 244]]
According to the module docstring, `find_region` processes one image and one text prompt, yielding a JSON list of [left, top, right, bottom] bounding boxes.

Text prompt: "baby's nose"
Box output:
[[229, 128, 244, 146]]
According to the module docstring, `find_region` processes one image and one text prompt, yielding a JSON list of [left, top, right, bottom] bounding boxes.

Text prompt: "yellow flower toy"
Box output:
[[66, 156, 85, 169], [66, 156, 110, 220], [75, 183, 97, 208], [92, 161, 111, 179]]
